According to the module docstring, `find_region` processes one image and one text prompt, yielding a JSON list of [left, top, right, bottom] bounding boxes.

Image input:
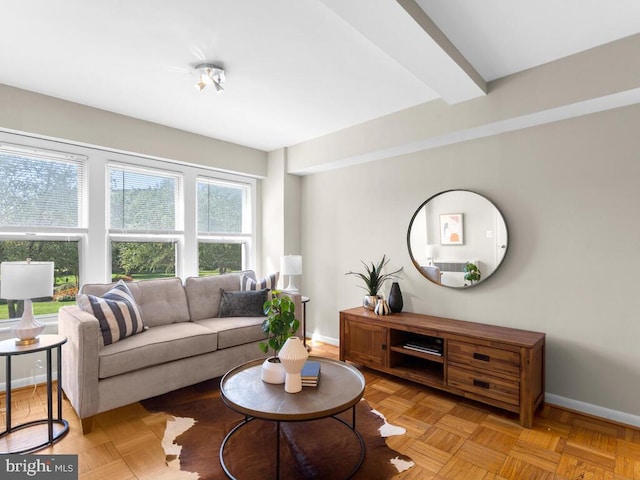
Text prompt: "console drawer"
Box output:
[[448, 340, 520, 377], [447, 365, 520, 406]]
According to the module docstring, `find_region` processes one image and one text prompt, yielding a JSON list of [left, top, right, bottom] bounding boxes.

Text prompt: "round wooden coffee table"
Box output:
[[219, 356, 366, 479]]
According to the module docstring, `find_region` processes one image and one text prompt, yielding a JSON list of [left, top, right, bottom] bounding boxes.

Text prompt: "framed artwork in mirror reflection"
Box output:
[[440, 213, 464, 245]]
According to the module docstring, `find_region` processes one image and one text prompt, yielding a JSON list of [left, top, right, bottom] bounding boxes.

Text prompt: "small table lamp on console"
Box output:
[[0, 259, 54, 345], [280, 255, 302, 292], [425, 244, 438, 266]]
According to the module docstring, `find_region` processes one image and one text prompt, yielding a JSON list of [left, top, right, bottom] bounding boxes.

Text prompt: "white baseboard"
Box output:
[[309, 333, 339, 347], [545, 393, 640, 428], [0, 372, 56, 392]]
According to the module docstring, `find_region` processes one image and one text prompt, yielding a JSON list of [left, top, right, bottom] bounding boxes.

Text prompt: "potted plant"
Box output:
[[259, 292, 300, 384], [464, 262, 481, 286], [345, 255, 403, 310]]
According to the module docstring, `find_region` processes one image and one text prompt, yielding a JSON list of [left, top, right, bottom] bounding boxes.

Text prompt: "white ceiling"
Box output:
[[2, 0, 640, 152]]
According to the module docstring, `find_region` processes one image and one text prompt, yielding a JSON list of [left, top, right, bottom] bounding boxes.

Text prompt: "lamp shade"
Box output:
[[425, 244, 438, 260], [0, 261, 54, 300], [280, 255, 302, 276]]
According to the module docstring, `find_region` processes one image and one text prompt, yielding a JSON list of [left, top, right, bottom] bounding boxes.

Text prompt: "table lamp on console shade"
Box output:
[[0, 260, 54, 345], [280, 255, 302, 292], [425, 244, 438, 266]]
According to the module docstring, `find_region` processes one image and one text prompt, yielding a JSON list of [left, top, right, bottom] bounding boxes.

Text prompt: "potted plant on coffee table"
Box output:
[[259, 292, 300, 384], [345, 255, 403, 310]]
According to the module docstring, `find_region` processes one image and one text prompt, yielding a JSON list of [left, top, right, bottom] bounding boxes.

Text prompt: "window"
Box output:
[[198, 242, 242, 276], [109, 164, 181, 233], [111, 241, 176, 281], [108, 163, 182, 279], [0, 133, 257, 304], [0, 240, 80, 320], [197, 178, 251, 276], [0, 143, 86, 321], [197, 178, 248, 234], [0, 144, 85, 229]]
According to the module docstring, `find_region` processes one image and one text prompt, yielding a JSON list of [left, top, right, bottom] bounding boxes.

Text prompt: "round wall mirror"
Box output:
[[407, 190, 508, 288]]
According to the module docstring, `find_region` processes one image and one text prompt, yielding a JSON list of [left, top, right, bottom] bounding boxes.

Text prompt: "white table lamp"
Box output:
[[1, 260, 54, 345], [425, 244, 438, 266], [280, 255, 302, 292]]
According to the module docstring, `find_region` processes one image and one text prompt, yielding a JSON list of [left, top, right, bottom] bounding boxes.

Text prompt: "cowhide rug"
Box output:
[[141, 378, 414, 480]]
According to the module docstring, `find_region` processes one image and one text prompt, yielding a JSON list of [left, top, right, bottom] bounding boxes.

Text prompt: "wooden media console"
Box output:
[[339, 307, 545, 427]]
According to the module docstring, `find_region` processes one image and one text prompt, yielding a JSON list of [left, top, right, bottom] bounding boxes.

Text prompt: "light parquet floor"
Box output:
[[1, 341, 639, 479]]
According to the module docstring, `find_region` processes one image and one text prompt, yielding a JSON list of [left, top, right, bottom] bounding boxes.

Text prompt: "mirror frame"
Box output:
[[407, 189, 508, 289]]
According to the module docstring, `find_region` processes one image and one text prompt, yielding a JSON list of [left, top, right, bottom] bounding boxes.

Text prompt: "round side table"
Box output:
[[0, 334, 69, 453]]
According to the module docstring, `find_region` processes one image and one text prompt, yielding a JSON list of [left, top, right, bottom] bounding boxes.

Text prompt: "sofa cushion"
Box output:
[[195, 316, 266, 350], [81, 277, 190, 327], [240, 272, 279, 291], [77, 280, 144, 346], [219, 288, 268, 317], [184, 271, 256, 321], [98, 322, 218, 379]]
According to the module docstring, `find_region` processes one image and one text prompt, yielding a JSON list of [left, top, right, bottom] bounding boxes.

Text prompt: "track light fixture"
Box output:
[[194, 63, 225, 93]]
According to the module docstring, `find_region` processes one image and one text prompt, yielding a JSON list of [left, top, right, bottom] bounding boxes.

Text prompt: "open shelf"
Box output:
[[388, 353, 444, 386], [389, 329, 444, 361], [389, 345, 444, 363]]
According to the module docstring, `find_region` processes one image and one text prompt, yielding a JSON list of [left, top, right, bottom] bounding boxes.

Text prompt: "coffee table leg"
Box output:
[[276, 420, 281, 480], [352, 405, 356, 429]]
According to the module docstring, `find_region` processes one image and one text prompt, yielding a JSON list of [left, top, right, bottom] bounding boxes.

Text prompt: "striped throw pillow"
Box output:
[[240, 272, 279, 291], [77, 280, 145, 346]]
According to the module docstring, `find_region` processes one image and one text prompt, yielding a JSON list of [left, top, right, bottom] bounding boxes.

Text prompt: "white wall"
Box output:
[[300, 103, 640, 424], [261, 148, 302, 286], [0, 84, 267, 178]]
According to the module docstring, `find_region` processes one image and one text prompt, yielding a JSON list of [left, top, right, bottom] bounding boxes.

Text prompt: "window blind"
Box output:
[[109, 164, 181, 232], [197, 178, 248, 234], [0, 145, 86, 228]]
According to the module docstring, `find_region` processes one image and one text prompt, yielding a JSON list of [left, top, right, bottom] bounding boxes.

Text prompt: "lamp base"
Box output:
[[11, 299, 46, 346], [284, 277, 299, 293]]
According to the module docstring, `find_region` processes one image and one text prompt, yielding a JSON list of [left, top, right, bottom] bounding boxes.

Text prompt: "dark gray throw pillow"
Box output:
[[218, 288, 268, 317]]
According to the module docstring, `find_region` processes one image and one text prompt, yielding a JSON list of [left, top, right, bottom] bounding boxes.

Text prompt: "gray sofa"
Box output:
[[58, 271, 299, 433]]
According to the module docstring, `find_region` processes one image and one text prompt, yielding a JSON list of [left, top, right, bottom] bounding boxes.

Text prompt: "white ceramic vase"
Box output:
[[261, 357, 286, 384], [278, 336, 309, 393]]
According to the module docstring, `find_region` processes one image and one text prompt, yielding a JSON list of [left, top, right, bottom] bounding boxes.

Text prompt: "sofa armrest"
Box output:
[[58, 305, 101, 421]]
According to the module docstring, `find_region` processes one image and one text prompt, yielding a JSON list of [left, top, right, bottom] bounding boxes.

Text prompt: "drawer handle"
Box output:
[[473, 379, 490, 389], [473, 352, 490, 362]]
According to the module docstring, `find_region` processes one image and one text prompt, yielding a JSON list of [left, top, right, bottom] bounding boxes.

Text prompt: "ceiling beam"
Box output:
[[319, 0, 486, 104], [286, 33, 640, 175]]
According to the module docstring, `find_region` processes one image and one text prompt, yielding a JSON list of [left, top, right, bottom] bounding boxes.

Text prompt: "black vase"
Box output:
[[388, 282, 403, 313]]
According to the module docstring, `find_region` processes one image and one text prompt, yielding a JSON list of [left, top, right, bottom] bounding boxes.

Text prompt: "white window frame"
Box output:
[[0, 135, 89, 323], [0, 130, 258, 292], [108, 161, 184, 235], [0, 141, 88, 232], [196, 176, 254, 274]]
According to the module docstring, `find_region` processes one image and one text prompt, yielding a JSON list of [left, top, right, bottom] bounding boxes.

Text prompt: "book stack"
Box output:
[[301, 360, 321, 387]]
